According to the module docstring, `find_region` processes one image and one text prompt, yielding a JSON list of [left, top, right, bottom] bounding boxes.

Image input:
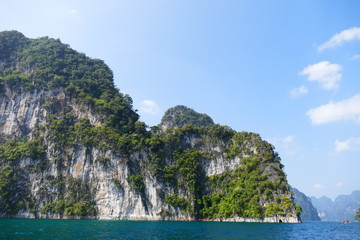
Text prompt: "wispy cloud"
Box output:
[[349, 54, 360, 61], [290, 85, 309, 98], [283, 135, 295, 144], [335, 137, 360, 152], [314, 183, 325, 189], [267, 135, 297, 156], [300, 61, 342, 91], [139, 100, 160, 115], [269, 135, 295, 145], [335, 182, 344, 187], [318, 27, 360, 51], [67, 9, 78, 15], [307, 94, 360, 125], [43, 5, 80, 19]]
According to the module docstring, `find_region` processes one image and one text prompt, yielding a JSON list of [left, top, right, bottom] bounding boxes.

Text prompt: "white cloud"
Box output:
[[335, 137, 360, 152], [335, 182, 344, 187], [267, 135, 296, 156], [283, 135, 295, 144], [335, 140, 351, 152], [269, 135, 295, 145], [67, 9, 78, 15], [318, 27, 360, 51], [139, 100, 160, 115], [43, 5, 80, 19], [314, 184, 325, 189], [349, 54, 360, 61], [290, 85, 309, 98], [300, 61, 342, 90], [307, 94, 360, 125]]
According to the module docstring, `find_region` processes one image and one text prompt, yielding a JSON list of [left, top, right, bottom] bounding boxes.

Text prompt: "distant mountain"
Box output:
[[311, 190, 360, 221], [310, 196, 334, 220], [291, 188, 320, 221]]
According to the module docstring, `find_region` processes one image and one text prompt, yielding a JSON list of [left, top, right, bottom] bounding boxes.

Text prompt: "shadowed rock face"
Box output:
[[291, 188, 320, 221], [0, 31, 300, 223]]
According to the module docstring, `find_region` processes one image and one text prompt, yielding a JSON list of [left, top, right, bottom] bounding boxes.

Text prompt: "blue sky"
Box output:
[[1, 0, 360, 200]]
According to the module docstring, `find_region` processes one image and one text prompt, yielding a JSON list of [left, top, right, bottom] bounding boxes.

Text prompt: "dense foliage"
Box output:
[[0, 139, 46, 214], [40, 176, 96, 217], [200, 156, 294, 219], [0, 30, 139, 135], [44, 113, 147, 155], [159, 105, 214, 130], [146, 125, 298, 219]]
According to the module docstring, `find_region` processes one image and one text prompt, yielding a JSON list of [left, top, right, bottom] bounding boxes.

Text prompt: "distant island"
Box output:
[[0, 31, 300, 223]]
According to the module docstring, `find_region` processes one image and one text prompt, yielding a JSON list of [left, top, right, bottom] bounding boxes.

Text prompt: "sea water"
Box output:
[[0, 219, 359, 240]]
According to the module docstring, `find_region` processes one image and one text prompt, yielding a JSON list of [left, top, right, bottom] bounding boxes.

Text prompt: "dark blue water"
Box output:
[[0, 219, 359, 240]]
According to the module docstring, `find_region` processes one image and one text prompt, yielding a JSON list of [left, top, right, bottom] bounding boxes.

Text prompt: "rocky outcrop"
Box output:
[[0, 30, 300, 223], [0, 87, 300, 222], [159, 105, 214, 131]]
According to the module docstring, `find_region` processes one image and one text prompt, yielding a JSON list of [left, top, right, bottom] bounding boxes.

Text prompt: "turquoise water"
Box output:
[[0, 219, 359, 240]]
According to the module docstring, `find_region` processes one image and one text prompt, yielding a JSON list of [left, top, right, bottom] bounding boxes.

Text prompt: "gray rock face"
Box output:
[[0, 87, 300, 223], [0, 88, 51, 139], [0, 30, 300, 223]]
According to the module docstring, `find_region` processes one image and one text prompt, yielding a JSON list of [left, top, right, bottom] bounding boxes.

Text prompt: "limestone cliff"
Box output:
[[291, 188, 320, 221], [0, 31, 300, 223]]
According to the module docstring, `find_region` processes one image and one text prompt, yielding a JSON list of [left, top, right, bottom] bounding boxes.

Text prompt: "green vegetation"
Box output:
[[199, 157, 297, 219], [41, 200, 96, 216], [165, 195, 188, 209], [40, 176, 96, 217], [0, 139, 45, 163], [160, 105, 214, 130], [0, 166, 18, 214], [356, 209, 360, 221], [0, 138, 48, 214], [146, 125, 297, 219], [0, 138, 47, 172], [127, 174, 145, 193], [0, 30, 139, 135], [0, 31, 299, 220]]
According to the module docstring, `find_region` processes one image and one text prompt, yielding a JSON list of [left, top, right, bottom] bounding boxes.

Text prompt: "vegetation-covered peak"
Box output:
[[0, 30, 29, 60], [159, 105, 214, 131], [0, 31, 300, 222], [0, 30, 139, 134]]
